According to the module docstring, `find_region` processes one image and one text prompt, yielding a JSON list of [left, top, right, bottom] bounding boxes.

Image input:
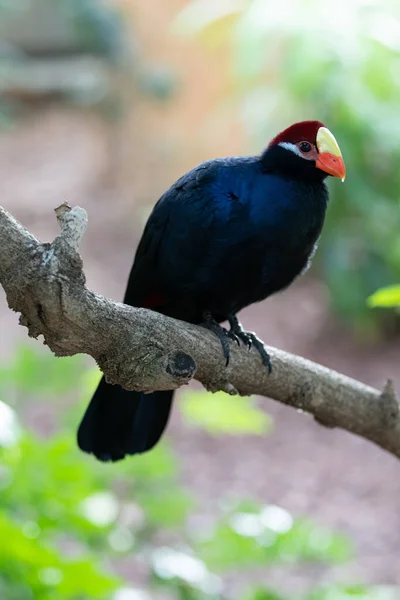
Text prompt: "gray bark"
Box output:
[[0, 204, 399, 458]]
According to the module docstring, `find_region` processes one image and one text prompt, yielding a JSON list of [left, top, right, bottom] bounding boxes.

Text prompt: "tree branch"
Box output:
[[1, 204, 399, 458]]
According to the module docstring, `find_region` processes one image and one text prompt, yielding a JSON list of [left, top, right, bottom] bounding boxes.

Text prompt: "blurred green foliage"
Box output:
[[181, 390, 271, 435], [0, 346, 396, 599], [195, 501, 350, 571], [174, 0, 400, 335]]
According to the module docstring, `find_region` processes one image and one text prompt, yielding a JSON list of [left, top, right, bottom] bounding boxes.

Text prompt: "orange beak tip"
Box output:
[[316, 152, 346, 181]]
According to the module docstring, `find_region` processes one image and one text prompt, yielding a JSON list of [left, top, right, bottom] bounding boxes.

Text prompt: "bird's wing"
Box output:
[[123, 197, 170, 309], [123, 158, 260, 309]]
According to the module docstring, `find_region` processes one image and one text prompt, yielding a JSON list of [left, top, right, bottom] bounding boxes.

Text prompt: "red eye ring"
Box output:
[[299, 141, 312, 153]]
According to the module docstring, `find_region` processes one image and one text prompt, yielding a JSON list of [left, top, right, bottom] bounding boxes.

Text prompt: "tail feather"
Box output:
[[77, 376, 174, 461]]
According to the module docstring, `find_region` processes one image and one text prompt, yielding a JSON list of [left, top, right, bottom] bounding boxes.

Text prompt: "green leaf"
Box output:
[[367, 285, 400, 308], [180, 390, 271, 435]]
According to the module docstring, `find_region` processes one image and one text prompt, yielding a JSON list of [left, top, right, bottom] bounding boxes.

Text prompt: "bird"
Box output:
[[77, 120, 345, 462]]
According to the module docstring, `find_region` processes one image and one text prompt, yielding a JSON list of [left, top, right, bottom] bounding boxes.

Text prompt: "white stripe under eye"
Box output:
[[278, 142, 302, 158]]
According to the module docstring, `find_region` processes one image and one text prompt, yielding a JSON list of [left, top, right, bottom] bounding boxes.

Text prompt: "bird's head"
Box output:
[[262, 120, 346, 182]]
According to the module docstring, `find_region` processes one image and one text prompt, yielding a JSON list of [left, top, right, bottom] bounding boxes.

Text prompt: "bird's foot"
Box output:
[[228, 314, 272, 373], [200, 312, 231, 366], [226, 328, 241, 346]]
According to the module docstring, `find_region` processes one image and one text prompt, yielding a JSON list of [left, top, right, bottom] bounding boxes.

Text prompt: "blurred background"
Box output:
[[1, 1, 400, 598]]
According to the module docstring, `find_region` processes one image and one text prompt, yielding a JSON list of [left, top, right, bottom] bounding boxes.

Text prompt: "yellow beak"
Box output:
[[316, 127, 346, 181]]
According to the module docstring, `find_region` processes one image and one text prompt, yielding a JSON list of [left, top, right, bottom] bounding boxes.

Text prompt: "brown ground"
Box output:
[[1, 108, 400, 594]]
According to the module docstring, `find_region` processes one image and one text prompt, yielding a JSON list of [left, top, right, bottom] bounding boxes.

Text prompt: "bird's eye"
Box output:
[[299, 141, 312, 153]]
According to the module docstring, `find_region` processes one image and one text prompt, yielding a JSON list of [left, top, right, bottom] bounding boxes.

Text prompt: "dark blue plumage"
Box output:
[[77, 120, 345, 461]]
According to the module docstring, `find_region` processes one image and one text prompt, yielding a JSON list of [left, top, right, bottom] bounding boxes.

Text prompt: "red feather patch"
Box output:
[[141, 289, 165, 309], [269, 120, 325, 146]]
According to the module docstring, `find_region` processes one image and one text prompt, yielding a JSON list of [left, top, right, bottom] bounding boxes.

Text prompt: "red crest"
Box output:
[[269, 121, 325, 146]]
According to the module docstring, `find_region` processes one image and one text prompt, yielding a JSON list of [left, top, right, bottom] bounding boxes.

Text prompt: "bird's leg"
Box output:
[[200, 311, 232, 366], [227, 314, 272, 373]]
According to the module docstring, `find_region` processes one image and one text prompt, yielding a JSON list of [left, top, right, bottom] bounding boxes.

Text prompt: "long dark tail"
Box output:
[[77, 376, 174, 461]]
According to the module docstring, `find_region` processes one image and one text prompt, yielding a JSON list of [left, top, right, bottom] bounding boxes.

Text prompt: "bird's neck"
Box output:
[[260, 145, 329, 184]]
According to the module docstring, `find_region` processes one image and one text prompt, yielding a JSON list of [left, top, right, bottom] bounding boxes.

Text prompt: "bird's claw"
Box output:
[[200, 312, 272, 373], [246, 333, 272, 374], [237, 331, 252, 350], [228, 314, 272, 374], [201, 312, 232, 366], [226, 329, 241, 346]]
